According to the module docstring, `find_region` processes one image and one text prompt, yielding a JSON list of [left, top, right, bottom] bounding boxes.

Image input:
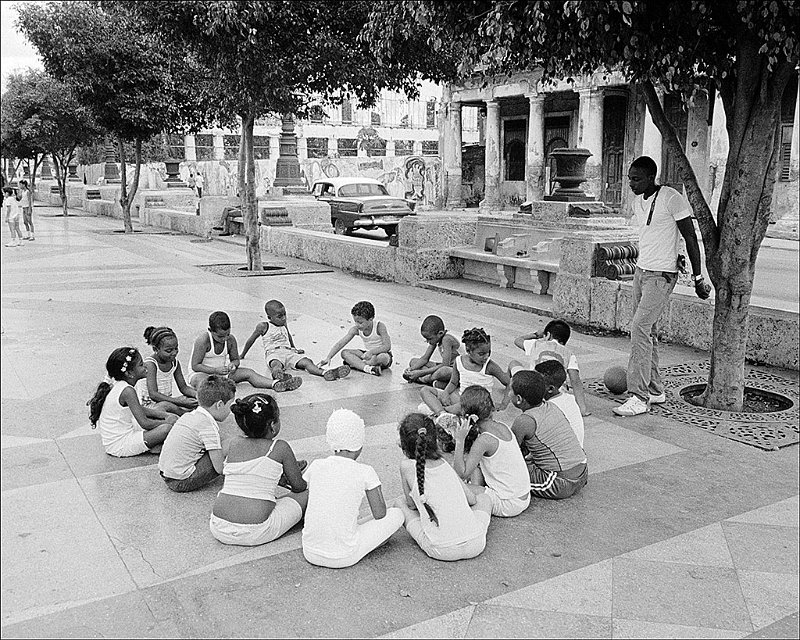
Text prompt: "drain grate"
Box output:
[[586, 360, 799, 451], [196, 263, 334, 277]]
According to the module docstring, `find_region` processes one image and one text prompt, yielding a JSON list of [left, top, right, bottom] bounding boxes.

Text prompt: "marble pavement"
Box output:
[[1, 207, 798, 638]]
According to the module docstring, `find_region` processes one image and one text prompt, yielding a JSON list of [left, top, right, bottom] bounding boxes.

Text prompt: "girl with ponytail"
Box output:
[[396, 413, 492, 561]]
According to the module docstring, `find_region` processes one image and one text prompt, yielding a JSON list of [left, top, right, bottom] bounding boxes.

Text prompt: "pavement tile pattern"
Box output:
[[2, 210, 798, 638]]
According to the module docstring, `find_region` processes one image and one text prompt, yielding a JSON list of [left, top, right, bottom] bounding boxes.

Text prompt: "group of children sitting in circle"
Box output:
[[87, 299, 589, 567]]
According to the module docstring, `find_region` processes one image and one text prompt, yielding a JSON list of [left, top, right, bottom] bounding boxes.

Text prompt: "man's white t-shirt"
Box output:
[[633, 186, 692, 271], [302, 456, 381, 559]]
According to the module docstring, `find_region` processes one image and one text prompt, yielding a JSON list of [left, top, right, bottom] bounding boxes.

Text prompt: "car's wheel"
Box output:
[[385, 225, 398, 237], [334, 218, 350, 235]]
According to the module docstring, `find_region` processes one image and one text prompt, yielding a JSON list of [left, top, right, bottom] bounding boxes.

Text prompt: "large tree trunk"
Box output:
[[238, 121, 246, 202], [53, 154, 68, 217], [242, 113, 262, 270], [117, 135, 133, 232], [641, 48, 793, 411]]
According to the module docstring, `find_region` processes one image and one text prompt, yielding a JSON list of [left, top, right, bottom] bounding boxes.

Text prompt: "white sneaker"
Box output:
[[613, 395, 649, 416], [417, 402, 435, 416], [5, 240, 20, 247], [649, 392, 667, 404]]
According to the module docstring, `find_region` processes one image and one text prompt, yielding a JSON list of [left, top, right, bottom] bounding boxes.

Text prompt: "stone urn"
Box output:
[[545, 148, 595, 202], [164, 159, 182, 183], [67, 162, 80, 181]]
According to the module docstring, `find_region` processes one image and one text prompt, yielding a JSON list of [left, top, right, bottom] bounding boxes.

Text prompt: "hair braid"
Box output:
[[415, 427, 439, 526]]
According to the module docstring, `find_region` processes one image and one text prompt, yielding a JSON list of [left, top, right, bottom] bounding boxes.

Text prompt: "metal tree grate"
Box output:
[[195, 263, 334, 278], [586, 360, 799, 451]]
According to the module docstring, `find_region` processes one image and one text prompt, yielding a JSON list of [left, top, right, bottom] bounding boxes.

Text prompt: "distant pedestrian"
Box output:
[[614, 156, 710, 417], [17, 180, 33, 240], [194, 171, 204, 199], [4, 186, 24, 247]]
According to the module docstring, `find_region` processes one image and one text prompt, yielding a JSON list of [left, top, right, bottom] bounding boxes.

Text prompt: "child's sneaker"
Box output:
[[273, 376, 303, 392], [365, 365, 382, 377], [323, 365, 351, 381], [5, 240, 20, 247], [402, 370, 414, 382]]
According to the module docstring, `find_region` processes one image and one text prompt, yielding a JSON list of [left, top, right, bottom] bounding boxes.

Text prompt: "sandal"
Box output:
[[273, 376, 303, 392]]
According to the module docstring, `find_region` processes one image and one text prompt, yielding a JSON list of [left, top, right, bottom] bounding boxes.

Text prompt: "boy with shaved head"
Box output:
[[241, 299, 351, 383]]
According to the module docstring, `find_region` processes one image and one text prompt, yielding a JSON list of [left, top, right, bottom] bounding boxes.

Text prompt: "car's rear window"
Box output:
[[338, 183, 389, 197]]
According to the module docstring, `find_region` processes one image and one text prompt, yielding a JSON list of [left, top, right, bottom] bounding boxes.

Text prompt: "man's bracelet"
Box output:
[[693, 274, 704, 283]]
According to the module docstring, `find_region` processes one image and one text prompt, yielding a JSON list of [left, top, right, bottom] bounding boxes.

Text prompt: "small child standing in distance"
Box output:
[[210, 393, 309, 547], [419, 328, 509, 418], [397, 413, 492, 561], [241, 299, 351, 382], [450, 385, 531, 517], [159, 375, 235, 492], [4, 186, 24, 247], [403, 315, 461, 387], [509, 370, 588, 500], [507, 319, 590, 416], [319, 301, 393, 376], [302, 409, 404, 568], [535, 360, 585, 448], [137, 326, 197, 416], [189, 311, 302, 392], [88, 347, 177, 457]]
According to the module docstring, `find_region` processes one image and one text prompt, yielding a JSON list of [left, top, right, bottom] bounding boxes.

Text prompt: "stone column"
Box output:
[[790, 69, 800, 182], [577, 87, 603, 198], [212, 132, 225, 161], [444, 100, 464, 208], [184, 134, 197, 162], [482, 99, 501, 209], [525, 92, 546, 202], [273, 114, 305, 189], [386, 139, 396, 157], [104, 138, 120, 183]]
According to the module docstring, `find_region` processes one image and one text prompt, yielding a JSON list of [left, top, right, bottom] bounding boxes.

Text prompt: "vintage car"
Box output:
[[311, 177, 415, 236]]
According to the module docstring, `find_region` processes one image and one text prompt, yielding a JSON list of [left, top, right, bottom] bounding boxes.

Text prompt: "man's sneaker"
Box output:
[[273, 376, 303, 392], [5, 240, 19, 247], [323, 365, 351, 381], [649, 392, 667, 405], [613, 395, 649, 416], [26, 235, 34, 241], [365, 365, 382, 377]]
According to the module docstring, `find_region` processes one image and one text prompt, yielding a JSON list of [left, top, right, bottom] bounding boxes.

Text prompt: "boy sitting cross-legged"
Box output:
[[241, 299, 351, 382], [509, 370, 588, 501], [319, 300, 393, 376], [403, 314, 461, 388], [158, 375, 236, 492]]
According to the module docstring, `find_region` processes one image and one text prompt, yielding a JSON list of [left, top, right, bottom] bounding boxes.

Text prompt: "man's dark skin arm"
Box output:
[[676, 218, 710, 299]]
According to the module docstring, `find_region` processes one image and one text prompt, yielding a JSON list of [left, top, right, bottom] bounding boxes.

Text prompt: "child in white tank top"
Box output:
[[419, 328, 510, 419], [319, 300, 393, 377], [451, 386, 531, 518], [136, 326, 197, 416]]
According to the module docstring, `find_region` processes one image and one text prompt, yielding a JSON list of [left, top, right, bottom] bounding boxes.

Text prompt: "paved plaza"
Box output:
[[1, 207, 798, 638]]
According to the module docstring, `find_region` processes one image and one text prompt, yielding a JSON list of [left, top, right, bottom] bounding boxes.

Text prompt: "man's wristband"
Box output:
[[693, 274, 704, 283]]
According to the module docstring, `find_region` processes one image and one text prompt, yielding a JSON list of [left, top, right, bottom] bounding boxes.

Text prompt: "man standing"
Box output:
[[17, 179, 33, 241], [614, 156, 710, 417]]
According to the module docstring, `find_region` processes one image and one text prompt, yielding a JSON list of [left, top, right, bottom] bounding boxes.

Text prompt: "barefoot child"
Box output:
[[396, 413, 492, 561], [509, 370, 588, 500], [507, 319, 590, 415], [88, 347, 177, 457], [189, 311, 302, 392], [535, 360, 585, 448], [403, 315, 460, 387], [241, 299, 351, 382], [137, 326, 198, 416], [210, 393, 309, 546], [450, 386, 531, 517], [4, 186, 24, 247], [419, 328, 509, 418], [302, 409, 403, 568], [158, 375, 236, 492], [319, 301, 392, 376]]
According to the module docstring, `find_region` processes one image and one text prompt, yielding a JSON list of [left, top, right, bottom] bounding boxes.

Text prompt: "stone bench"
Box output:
[[450, 247, 559, 295]]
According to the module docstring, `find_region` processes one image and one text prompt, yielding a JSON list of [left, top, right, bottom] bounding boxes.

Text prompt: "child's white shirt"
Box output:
[[301, 455, 381, 559], [5, 198, 20, 219], [523, 338, 579, 372], [548, 394, 585, 448]]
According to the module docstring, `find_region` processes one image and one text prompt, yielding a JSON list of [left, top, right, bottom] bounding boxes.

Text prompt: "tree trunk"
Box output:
[[238, 122, 246, 202], [53, 155, 68, 217], [242, 113, 262, 270], [118, 135, 133, 232], [128, 138, 142, 213], [29, 154, 42, 210]]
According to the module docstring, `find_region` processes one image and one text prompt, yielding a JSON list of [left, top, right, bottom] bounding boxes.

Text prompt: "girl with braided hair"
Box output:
[[396, 413, 492, 561], [88, 347, 177, 457], [136, 326, 198, 416], [419, 328, 510, 426]]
